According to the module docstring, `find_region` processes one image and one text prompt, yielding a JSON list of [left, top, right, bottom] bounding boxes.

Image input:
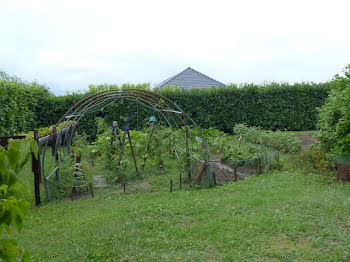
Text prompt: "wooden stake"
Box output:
[[32, 129, 41, 206], [257, 158, 262, 175], [185, 126, 191, 180], [192, 162, 206, 185], [170, 179, 173, 192], [234, 166, 238, 181], [127, 130, 140, 177], [179, 173, 182, 190]]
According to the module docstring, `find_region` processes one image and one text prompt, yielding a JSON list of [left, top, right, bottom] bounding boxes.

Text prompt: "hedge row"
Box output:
[[0, 71, 331, 138], [0, 71, 51, 136], [159, 83, 330, 133]]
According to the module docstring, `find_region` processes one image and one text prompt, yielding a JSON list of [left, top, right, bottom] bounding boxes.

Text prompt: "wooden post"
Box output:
[[179, 173, 182, 190], [234, 166, 238, 181], [123, 183, 126, 194], [185, 126, 191, 181], [127, 130, 140, 177], [170, 179, 173, 192], [257, 158, 262, 175], [89, 183, 94, 197], [31, 129, 41, 206], [192, 162, 206, 185]]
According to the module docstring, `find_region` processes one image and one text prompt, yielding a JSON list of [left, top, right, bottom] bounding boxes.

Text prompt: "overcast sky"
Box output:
[[1, 0, 349, 95]]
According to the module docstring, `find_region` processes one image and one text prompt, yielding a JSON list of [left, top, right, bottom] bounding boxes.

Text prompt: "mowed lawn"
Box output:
[[18, 172, 349, 261]]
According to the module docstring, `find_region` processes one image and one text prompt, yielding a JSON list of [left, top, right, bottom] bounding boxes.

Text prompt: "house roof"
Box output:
[[157, 67, 226, 89]]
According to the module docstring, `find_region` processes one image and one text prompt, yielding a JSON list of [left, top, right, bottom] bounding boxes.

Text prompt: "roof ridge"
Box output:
[[187, 67, 226, 86], [157, 67, 189, 88], [157, 67, 226, 88]]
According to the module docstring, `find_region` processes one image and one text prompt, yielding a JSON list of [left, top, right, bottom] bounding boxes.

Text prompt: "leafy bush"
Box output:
[[221, 147, 263, 167], [290, 145, 335, 174], [234, 124, 301, 153], [317, 64, 350, 160], [89, 118, 182, 183], [0, 139, 36, 261], [52, 134, 94, 199]]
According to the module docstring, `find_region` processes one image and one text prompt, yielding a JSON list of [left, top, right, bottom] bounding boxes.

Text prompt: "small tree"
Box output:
[[317, 64, 350, 160]]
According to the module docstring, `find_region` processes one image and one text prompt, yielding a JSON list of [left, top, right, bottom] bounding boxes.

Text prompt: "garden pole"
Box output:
[[52, 128, 59, 181], [179, 173, 182, 190], [112, 121, 122, 147], [127, 130, 140, 177], [234, 166, 238, 181], [257, 158, 262, 175], [31, 129, 41, 206], [185, 126, 191, 181]]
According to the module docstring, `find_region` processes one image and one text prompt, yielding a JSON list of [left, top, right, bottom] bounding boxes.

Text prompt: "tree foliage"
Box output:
[[317, 64, 350, 159]]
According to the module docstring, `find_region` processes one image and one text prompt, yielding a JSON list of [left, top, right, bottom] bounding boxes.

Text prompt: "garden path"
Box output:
[[93, 175, 107, 188]]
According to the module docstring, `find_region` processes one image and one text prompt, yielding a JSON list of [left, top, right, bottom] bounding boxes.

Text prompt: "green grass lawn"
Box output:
[[17, 171, 349, 261]]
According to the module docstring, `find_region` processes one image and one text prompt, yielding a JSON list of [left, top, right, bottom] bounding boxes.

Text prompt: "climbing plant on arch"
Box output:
[[38, 89, 213, 201]]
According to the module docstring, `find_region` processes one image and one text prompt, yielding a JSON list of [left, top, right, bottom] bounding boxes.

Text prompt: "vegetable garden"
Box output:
[[0, 65, 350, 261]]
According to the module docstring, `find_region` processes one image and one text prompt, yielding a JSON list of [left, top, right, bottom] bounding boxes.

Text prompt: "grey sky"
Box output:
[[1, 0, 349, 95]]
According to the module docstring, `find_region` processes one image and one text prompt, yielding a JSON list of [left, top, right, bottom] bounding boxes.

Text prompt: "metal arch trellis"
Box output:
[[39, 89, 212, 201]]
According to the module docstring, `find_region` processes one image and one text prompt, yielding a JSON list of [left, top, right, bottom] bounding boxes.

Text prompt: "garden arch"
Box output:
[[39, 89, 213, 201]]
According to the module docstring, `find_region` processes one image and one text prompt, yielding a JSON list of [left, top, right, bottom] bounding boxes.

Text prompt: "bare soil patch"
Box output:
[[210, 160, 257, 183], [297, 133, 318, 150], [93, 175, 107, 188], [134, 181, 152, 190]]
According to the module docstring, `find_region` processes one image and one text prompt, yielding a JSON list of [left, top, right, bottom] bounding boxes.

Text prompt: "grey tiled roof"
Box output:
[[157, 67, 226, 89]]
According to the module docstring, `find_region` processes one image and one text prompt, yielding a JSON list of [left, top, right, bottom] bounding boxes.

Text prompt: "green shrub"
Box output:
[[221, 147, 263, 167], [317, 64, 350, 160], [290, 145, 335, 174], [0, 139, 36, 261]]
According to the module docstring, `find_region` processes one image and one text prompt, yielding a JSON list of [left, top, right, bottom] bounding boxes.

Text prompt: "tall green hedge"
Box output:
[[0, 70, 330, 137], [0, 71, 52, 136], [158, 83, 330, 133]]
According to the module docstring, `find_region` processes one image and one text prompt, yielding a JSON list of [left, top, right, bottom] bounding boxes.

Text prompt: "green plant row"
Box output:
[[233, 123, 302, 153]]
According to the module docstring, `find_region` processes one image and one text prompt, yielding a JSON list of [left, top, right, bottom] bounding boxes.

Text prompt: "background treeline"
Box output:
[[0, 70, 331, 138]]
